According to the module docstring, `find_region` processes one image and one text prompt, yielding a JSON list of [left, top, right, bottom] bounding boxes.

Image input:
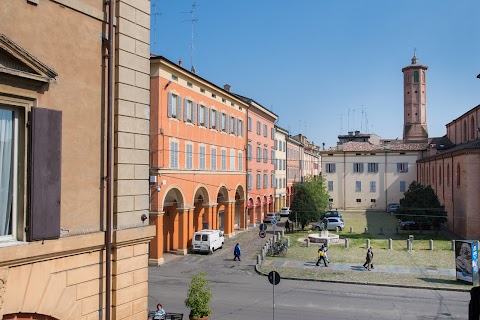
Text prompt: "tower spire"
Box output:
[[411, 49, 418, 65]]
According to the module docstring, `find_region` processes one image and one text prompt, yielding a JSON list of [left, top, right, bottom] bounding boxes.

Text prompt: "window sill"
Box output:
[[0, 240, 27, 248]]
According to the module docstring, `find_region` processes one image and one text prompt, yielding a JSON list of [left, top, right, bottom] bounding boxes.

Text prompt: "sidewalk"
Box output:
[[262, 259, 456, 277]]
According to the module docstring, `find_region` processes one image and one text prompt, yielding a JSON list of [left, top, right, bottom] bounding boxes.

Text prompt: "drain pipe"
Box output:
[[106, 0, 114, 319]]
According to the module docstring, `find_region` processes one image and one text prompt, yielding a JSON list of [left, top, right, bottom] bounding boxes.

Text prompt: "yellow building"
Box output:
[[0, 0, 154, 319]]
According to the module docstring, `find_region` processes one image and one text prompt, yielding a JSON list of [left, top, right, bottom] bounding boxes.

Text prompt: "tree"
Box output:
[[397, 181, 447, 233], [185, 271, 212, 319], [289, 176, 329, 230]]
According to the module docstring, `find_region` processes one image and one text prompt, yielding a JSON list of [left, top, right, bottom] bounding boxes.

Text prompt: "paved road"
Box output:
[[148, 225, 471, 319]]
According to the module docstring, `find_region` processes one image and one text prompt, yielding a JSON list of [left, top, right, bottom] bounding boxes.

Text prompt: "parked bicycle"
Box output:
[[267, 241, 288, 257]]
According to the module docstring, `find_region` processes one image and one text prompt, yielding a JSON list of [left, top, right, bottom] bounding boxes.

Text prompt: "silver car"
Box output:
[[314, 217, 345, 231], [263, 212, 281, 223]]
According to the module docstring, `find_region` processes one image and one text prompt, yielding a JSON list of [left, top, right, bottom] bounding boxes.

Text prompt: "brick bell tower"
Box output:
[[402, 52, 428, 143]]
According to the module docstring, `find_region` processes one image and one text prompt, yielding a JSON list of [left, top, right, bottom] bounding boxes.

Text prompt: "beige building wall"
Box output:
[[274, 127, 288, 211], [322, 152, 420, 210], [0, 0, 154, 319]]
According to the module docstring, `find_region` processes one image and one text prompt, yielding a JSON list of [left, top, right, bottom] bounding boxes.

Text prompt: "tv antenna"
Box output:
[[151, 0, 162, 54], [336, 114, 344, 134], [182, 2, 199, 73]]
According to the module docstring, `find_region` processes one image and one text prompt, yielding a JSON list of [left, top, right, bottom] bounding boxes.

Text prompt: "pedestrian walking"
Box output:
[[284, 219, 290, 233], [316, 244, 328, 267], [363, 246, 374, 270], [234, 243, 241, 261]]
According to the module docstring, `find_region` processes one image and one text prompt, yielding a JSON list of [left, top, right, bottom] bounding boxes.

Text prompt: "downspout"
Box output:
[[106, 0, 114, 319]]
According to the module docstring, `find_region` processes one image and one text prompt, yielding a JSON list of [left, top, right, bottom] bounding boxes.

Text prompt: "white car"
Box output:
[[279, 207, 291, 217], [263, 212, 281, 223]]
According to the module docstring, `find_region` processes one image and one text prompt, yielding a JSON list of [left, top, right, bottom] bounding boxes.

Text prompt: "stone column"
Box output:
[[148, 211, 165, 265], [239, 202, 247, 230], [177, 208, 188, 255]]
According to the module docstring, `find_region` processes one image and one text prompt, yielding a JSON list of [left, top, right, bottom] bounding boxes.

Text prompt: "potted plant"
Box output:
[[185, 271, 212, 320]]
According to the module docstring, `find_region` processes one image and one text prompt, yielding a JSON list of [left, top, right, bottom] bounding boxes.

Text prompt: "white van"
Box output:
[[192, 229, 225, 254]]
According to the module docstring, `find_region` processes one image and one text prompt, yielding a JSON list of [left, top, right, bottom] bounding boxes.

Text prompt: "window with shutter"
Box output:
[[230, 149, 235, 171], [211, 147, 217, 170], [192, 102, 197, 125], [186, 143, 193, 169], [221, 149, 226, 170], [248, 144, 252, 160], [238, 152, 243, 171], [176, 95, 182, 120], [199, 146, 206, 170], [28, 107, 62, 241]]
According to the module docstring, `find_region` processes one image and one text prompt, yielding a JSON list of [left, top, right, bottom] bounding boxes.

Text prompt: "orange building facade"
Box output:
[[237, 96, 278, 224], [149, 57, 248, 265]]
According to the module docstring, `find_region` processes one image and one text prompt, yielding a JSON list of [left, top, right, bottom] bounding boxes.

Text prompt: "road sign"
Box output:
[[259, 223, 267, 231], [268, 271, 280, 285], [271, 218, 277, 225], [259, 230, 266, 238]]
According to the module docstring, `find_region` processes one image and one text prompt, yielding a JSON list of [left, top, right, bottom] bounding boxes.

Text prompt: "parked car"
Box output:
[[387, 203, 400, 213], [263, 212, 281, 223], [279, 207, 291, 217], [320, 210, 342, 219], [400, 220, 433, 230], [314, 217, 345, 231]]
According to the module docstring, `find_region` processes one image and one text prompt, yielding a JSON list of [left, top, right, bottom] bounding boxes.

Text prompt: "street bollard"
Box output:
[[388, 238, 393, 250], [350, 226, 353, 233], [286, 237, 291, 247], [273, 234, 277, 243], [257, 254, 262, 265], [451, 240, 455, 251], [379, 227, 384, 235], [366, 239, 370, 249], [278, 231, 282, 240], [364, 227, 368, 233], [306, 238, 310, 247], [407, 239, 412, 251], [430, 239, 434, 251], [409, 235, 414, 243], [345, 238, 349, 248], [281, 230, 284, 238]]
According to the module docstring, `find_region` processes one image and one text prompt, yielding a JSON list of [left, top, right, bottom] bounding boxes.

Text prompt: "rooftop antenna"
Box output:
[[151, 0, 162, 54], [336, 114, 344, 134], [182, 2, 199, 73]]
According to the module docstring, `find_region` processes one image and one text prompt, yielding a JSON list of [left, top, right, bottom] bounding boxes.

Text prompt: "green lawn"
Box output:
[[276, 211, 455, 269]]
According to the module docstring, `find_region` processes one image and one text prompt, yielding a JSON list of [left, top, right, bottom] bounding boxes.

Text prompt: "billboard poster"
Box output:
[[455, 240, 479, 285]]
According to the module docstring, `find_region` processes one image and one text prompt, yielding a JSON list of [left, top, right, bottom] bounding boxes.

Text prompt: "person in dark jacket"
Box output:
[[234, 243, 241, 261], [316, 244, 328, 267], [284, 219, 290, 233], [363, 246, 374, 270]]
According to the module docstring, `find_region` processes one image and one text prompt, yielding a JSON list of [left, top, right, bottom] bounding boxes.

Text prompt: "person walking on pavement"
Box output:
[[284, 219, 290, 233], [316, 244, 328, 267], [234, 243, 241, 261], [363, 246, 374, 270]]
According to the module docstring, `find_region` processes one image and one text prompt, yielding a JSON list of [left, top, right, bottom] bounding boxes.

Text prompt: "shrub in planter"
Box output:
[[185, 271, 212, 319]]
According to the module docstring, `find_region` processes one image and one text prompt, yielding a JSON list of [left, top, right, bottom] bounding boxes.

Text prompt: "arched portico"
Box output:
[[216, 185, 230, 234], [234, 185, 246, 230], [162, 186, 186, 255], [255, 197, 262, 224]]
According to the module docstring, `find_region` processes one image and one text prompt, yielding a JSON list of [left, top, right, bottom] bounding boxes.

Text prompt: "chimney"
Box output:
[[355, 130, 360, 136], [178, 59, 182, 67], [348, 131, 353, 136], [224, 84, 231, 92]]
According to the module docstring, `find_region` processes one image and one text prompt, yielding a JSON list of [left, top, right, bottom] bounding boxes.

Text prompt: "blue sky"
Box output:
[[151, 0, 479, 148]]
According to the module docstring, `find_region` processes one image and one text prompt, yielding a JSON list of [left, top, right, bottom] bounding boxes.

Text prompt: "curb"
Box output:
[[254, 264, 471, 292]]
